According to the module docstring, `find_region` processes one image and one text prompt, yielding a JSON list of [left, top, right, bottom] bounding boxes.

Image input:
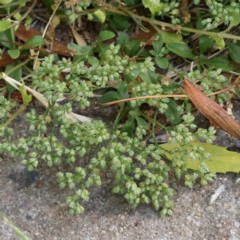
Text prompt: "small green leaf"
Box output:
[[7, 49, 20, 59], [164, 99, 181, 125], [160, 31, 182, 44], [87, 56, 99, 67], [0, 20, 10, 31], [42, 0, 54, 11], [147, 70, 158, 83], [0, 0, 12, 4], [142, 0, 162, 15], [235, 87, 240, 97], [98, 31, 115, 42], [199, 35, 214, 53], [99, 91, 119, 104], [117, 81, 128, 99], [136, 117, 149, 129], [161, 141, 240, 173], [152, 34, 163, 54], [155, 57, 168, 69], [110, 14, 130, 31], [93, 9, 106, 23], [5, 63, 22, 93], [19, 82, 32, 106], [0, 29, 14, 48], [121, 117, 135, 136], [125, 40, 141, 56], [24, 35, 45, 48], [129, 110, 139, 118], [117, 32, 129, 47], [68, 43, 91, 57], [227, 42, 240, 63], [166, 42, 195, 59], [209, 35, 225, 50], [68, 42, 81, 51], [203, 57, 234, 71]]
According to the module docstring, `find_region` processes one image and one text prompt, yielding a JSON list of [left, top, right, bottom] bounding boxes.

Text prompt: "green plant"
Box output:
[[0, 0, 240, 217]]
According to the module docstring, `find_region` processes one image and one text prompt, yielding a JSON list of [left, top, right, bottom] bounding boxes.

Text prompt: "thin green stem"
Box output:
[[112, 103, 126, 130], [140, 112, 167, 130]]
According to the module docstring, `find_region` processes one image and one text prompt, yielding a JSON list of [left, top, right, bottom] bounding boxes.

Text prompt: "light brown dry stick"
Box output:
[[184, 79, 240, 140]]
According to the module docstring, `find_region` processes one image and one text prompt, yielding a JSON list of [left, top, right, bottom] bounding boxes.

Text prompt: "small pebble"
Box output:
[[234, 222, 240, 228]]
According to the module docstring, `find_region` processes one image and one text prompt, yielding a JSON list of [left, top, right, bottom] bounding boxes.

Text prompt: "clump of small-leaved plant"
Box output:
[[0, 0, 238, 217], [0, 42, 223, 216]]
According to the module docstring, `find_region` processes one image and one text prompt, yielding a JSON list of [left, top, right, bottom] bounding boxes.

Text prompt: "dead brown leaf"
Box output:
[[15, 24, 74, 57], [184, 79, 240, 139], [69, 25, 87, 47]]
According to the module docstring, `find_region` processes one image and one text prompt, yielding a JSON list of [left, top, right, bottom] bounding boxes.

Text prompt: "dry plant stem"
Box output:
[[101, 94, 188, 106], [1, 73, 92, 123], [184, 79, 240, 140], [33, 0, 62, 70], [100, 84, 237, 106], [105, 8, 240, 41]]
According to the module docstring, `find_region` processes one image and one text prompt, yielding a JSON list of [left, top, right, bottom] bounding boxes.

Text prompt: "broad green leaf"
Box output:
[[117, 81, 128, 99], [129, 110, 139, 118], [117, 32, 129, 47], [142, 0, 162, 15], [87, 56, 99, 67], [124, 0, 139, 7], [139, 72, 152, 83], [68, 43, 91, 57], [42, 0, 54, 11], [0, 0, 12, 4], [0, 20, 10, 31], [121, 117, 135, 137], [19, 82, 32, 106], [199, 35, 214, 53], [227, 42, 240, 63], [181, 22, 193, 36], [160, 31, 182, 44], [110, 14, 130, 31], [235, 87, 240, 97], [124, 40, 141, 56], [24, 35, 45, 48], [68, 42, 81, 51], [152, 34, 163, 54], [164, 99, 181, 125], [93, 9, 106, 23], [98, 31, 115, 42], [99, 91, 119, 104], [5, 63, 22, 93], [147, 70, 158, 84], [155, 57, 168, 69], [166, 42, 195, 60], [203, 57, 234, 71], [124, 72, 139, 83], [136, 117, 149, 129], [161, 141, 240, 173], [7, 49, 20, 59], [0, 29, 14, 48]]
